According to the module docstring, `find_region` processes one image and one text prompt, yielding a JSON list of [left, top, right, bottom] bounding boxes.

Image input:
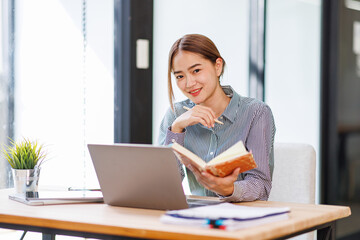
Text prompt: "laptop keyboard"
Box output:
[[186, 198, 223, 208]]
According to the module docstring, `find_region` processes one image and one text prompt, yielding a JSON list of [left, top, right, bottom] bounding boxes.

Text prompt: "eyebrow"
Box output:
[[173, 63, 202, 75]]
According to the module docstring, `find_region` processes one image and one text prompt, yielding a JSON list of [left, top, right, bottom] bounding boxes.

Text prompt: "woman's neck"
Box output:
[[200, 85, 230, 118]]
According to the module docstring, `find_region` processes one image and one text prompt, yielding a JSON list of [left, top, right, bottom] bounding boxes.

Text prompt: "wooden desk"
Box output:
[[0, 189, 351, 240]]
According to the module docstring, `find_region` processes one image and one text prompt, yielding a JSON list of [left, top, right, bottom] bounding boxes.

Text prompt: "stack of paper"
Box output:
[[160, 203, 290, 231]]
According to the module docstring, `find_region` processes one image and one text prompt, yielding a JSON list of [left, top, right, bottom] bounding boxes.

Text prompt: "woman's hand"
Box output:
[[187, 163, 240, 196], [171, 105, 216, 133]]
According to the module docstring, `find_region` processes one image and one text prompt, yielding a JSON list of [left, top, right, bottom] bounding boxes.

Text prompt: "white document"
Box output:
[[160, 203, 290, 231]]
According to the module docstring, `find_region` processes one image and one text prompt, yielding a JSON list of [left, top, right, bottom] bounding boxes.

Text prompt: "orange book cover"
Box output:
[[171, 141, 257, 177]]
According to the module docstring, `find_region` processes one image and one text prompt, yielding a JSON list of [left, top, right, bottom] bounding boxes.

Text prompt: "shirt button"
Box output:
[[210, 152, 214, 155]]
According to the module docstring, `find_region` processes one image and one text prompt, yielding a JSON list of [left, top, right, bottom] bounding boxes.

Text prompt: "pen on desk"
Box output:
[[204, 219, 226, 230], [183, 106, 224, 125]]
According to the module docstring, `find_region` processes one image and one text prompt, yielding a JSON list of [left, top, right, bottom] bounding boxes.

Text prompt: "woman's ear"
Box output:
[[215, 58, 223, 77]]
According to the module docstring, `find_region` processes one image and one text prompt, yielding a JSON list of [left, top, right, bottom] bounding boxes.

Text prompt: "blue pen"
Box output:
[[204, 219, 226, 229]]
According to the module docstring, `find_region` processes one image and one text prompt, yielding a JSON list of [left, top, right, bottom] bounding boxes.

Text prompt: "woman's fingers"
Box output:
[[190, 106, 216, 127], [192, 105, 216, 119], [192, 113, 214, 128], [231, 168, 241, 180], [172, 105, 218, 132], [190, 168, 240, 196], [187, 164, 207, 183]]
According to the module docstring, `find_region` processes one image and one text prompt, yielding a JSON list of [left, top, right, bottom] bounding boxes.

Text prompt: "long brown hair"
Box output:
[[167, 34, 226, 109]]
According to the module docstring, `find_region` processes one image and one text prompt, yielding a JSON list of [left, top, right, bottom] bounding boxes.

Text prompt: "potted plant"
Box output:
[[2, 138, 47, 194]]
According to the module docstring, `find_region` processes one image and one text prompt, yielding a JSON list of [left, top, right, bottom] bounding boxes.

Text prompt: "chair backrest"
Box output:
[[268, 143, 316, 204]]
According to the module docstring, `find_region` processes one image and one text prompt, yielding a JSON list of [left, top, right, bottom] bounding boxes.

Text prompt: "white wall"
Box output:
[[14, 0, 114, 189], [265, 0, 322, 202], [153, 0, 249, 144]]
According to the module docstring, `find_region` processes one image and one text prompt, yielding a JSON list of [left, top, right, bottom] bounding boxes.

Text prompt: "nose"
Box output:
[[186, 75, 196, 88]]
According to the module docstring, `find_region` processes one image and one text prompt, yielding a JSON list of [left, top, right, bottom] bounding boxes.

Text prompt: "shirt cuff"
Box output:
[[218, 181, 243, 202], [165, 127, 186, 146]]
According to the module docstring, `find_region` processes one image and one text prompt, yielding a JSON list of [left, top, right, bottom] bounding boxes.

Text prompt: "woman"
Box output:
[[158, 34, 275, 202]]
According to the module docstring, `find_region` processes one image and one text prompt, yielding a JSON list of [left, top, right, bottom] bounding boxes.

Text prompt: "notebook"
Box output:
[[88, 143, 223, 210], [161, 203, 290, 231], [9, 190, 103, 206]]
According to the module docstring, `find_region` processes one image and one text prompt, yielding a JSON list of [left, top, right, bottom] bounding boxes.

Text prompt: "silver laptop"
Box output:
[[88, 143, 222, 210]]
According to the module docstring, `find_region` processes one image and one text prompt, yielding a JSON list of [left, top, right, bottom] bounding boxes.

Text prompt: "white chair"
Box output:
[[268, 143, 316, 240]]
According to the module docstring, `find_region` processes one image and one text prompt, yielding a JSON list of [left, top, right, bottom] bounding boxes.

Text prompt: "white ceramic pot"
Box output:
[[12, 167, 40, 194]]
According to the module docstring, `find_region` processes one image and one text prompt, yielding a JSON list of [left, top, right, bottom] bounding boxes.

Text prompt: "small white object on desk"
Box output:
[[9, 190, 103, 206]]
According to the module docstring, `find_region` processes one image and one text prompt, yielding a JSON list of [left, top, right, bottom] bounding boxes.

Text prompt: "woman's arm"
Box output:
[[158, 104, 221, 181], [171, 105, 217, 133], [221, 104, 276, 202], [158, 107, 186, 179], [158, 107, 186, 146], [186, 104, 275, 202]]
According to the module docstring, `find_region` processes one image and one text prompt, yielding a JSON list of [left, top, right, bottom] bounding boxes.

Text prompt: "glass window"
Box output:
[[0, 2, 3, 73], [12, 0, 114, 189], [265, 0, 322, 200], [0, 0, 13, 189]]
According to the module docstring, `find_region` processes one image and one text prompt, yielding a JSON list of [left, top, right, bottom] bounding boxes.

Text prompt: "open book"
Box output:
[[170, 140, 257, 177]]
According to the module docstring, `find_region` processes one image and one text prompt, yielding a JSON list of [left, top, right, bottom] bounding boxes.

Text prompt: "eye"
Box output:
[[193, 69, 200, 73], [176, 75, 184, 80]]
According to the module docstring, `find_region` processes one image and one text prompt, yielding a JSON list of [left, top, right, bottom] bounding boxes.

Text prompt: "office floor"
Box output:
[[0, 229, 98, 240]]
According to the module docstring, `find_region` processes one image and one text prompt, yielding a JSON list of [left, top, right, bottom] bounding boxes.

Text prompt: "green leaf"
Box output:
[[1, 138, 47, 169]]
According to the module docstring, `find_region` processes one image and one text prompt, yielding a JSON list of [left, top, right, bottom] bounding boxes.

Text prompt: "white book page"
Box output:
[[209, 141, 247, 164], [171, 143, 206, 170]]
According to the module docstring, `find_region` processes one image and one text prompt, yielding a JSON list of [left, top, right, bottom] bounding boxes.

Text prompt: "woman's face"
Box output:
[[172, 51, 223, 105]]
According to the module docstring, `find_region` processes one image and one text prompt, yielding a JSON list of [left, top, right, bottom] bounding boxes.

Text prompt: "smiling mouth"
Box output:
[[189, 88, 201, 95]]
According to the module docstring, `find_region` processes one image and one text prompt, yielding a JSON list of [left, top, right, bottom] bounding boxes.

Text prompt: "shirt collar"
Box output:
[[221, 85, 239, 123]]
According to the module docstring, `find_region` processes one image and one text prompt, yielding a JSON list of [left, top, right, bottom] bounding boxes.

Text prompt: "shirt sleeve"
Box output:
[[158, 107, 186, 179], [220, 104, 276, 202]]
